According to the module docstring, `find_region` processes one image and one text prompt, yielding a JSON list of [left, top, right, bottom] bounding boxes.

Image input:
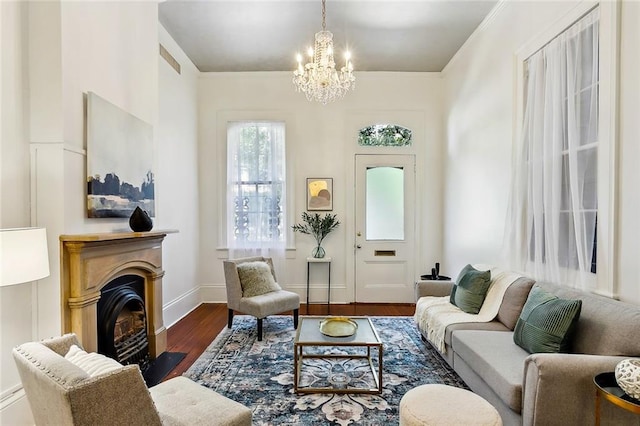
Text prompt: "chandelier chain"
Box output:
[[321, 0, 326, 31]]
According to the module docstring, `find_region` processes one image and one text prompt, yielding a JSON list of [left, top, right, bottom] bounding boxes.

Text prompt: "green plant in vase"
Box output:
[[292, 212, 340, 258]]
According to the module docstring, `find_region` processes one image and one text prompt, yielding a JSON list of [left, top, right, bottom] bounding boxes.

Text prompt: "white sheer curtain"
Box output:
[[505, 9, 599, 290], [227, 122, 287, 273]]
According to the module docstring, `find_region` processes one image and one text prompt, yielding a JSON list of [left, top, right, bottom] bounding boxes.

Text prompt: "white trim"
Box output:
[[162, 287, 201, 328], [442, 0, 508, 75], [0, 384, 23, 404], [596, 0, 621, 299], [515, 1, 599, 61], [215, 111, 297, 251], [216, 246, 297, 259], [0, 387, 31, 424]]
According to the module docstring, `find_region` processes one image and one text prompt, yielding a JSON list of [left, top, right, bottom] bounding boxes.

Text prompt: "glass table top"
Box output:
[[295, 316, 381, 345]]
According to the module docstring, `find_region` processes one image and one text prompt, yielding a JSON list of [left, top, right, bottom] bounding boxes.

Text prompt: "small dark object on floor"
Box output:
[[142, 351, 186, 387]]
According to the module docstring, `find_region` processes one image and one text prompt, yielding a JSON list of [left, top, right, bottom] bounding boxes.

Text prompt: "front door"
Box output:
[[354, 154, 415, 302]]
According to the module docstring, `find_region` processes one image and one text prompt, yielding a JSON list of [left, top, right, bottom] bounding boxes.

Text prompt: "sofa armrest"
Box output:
[[522, 353, 636, 426], [415, 280, 454, 300], [67, 365, 163, 426]]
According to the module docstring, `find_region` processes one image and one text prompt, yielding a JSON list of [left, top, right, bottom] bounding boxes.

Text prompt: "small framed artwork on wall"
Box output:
[[307, 178, 333, 211]]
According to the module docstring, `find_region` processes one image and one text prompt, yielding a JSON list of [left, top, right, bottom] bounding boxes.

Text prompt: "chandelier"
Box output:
[[293, 0, 355, 105]]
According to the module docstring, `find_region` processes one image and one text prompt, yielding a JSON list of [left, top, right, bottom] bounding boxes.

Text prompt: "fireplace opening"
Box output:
[[97, 275, 150, 370]]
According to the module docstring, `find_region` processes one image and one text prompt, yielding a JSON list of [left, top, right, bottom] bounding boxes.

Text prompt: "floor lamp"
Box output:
[[0, 228, 50, 288]]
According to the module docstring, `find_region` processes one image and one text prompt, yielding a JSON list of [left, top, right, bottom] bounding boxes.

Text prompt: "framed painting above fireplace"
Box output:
[[86, 92, 155, 218]]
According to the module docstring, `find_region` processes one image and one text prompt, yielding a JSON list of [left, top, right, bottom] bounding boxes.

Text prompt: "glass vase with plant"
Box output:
[[292, 212, 340, 258]]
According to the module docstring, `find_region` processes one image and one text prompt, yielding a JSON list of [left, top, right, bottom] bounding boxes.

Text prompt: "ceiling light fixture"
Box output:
[[293, 0, 355, 105]]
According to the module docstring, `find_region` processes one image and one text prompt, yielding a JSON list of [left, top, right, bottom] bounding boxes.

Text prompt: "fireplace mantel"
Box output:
[[60, 230, 176, 357]]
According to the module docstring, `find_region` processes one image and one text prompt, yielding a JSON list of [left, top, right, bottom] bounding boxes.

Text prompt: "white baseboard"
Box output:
[[162, 287, 201, 328], [199, 283, 229, 303], [0, 388, 34, 425]]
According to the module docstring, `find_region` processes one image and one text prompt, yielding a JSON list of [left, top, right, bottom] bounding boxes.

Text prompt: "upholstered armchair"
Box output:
[[223, 256, 300, 341], [12, 333, 252, 426]]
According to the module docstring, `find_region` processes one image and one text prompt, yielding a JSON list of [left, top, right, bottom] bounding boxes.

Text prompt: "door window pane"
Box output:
[[366, 166, 404, 240]]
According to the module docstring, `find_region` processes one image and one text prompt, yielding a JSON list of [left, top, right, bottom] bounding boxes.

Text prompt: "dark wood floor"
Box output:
[[164, 302, 416, 380]]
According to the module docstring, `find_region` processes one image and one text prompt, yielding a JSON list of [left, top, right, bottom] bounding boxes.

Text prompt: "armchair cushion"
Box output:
[[237, 261, 282, 297], [65, 344, 123, 377]]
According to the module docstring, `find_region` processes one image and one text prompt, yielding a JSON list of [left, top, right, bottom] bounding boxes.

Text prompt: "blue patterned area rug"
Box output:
[[183, 316, 468, 425]]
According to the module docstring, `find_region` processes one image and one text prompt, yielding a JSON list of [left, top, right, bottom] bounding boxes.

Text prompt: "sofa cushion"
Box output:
[[237, 261, 282, 298], [496, 277, 535, 330], [444, 321, 510, 348], [65, 345, 124, 377], [450, 264, 492, 314], [452, 330, 529, 412], [513, 286, 582, 354], [535, 282, 640, 356]]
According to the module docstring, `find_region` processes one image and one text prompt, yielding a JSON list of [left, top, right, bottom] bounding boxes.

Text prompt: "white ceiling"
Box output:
[[158, 0, 498, 72]]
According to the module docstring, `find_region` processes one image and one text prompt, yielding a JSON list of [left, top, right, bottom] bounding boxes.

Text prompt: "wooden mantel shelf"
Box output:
[[60, 229, 178, 242]]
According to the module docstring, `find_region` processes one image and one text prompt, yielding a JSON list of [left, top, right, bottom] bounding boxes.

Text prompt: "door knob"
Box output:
[[356, 245, 362, 249]]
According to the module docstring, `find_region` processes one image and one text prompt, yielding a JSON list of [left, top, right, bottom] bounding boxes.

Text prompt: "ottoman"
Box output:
[[399, 384, 502, 426]]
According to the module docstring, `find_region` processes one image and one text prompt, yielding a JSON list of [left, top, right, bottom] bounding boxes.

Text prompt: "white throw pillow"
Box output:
[[237, 261, 282, 297], [65, 344, 123, 377]]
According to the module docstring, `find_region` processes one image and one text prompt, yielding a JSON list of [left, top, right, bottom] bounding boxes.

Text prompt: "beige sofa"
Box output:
[[415, 269, 640, 426], [13, 334, 252, 426]]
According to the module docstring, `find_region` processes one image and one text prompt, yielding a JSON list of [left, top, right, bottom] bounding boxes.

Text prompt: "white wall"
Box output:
[[1, 2, 201, 423], [442, 1, 640, 304], [157, 24, 201, 326], [1, 3, 36, 423], [616, 1, 640, 303], [198, 72, 445, 303]]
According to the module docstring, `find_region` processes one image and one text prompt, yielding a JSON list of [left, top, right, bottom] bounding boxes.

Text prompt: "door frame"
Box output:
[[354, 153, 416, 302], [344, 110, 434, 303]]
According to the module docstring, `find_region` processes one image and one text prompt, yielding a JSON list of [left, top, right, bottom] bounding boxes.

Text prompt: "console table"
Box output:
[[306, 257, 331, 314]]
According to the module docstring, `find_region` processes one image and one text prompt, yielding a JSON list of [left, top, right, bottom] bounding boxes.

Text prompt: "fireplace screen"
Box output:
[[97, 275, 150, 369]]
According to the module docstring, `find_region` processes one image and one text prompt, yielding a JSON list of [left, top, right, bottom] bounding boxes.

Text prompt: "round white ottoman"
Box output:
[[399, 384, 502, 426]]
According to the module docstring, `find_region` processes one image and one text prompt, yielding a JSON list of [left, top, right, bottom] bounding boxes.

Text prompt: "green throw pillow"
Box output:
[[237, 261, 282, 298], [449, 264, 492, 314], [513, 286, 582, 353]]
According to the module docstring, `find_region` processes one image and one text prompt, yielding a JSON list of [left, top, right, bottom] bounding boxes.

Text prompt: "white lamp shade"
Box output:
[[0, 227, 50, 287]]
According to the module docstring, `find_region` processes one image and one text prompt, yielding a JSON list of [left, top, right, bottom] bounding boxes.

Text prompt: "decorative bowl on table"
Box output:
[[615, 358, 640, 400], [319, 317, 358, 337]]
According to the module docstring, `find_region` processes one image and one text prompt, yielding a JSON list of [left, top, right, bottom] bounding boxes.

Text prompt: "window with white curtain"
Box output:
[[508, 8, 600, 290], [226, 122, 286, 254]]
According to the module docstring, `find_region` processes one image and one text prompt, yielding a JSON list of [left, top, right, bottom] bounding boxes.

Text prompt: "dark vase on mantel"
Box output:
[[129, 206, 153, 232]]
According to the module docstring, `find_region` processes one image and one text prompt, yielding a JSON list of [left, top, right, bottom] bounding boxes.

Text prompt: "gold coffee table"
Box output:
[[293, 316, 383, 394]]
